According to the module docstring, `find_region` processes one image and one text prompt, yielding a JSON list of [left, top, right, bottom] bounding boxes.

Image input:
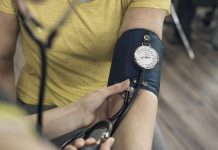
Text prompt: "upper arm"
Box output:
[[120, 7, 167, 38], [0, 11, 19, 60]]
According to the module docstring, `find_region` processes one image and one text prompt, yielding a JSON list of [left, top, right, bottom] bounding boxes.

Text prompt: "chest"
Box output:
[[21, 0, 128, 61]]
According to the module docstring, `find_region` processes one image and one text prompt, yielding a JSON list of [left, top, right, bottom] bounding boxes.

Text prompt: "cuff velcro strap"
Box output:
[[107, 29, 164, 97]]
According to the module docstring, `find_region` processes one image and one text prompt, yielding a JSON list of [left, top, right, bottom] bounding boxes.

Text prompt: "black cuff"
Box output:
[[107, 28, 164, 97]]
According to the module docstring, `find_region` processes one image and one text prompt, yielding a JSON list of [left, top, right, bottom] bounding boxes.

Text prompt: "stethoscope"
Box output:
[[59, 71, 146, 150], [16, 0, 159, 150]]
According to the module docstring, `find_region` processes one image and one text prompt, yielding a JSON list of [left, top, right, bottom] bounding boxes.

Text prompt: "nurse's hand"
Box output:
[[64, 137, 115, 150], [79, 79, 129, 127]]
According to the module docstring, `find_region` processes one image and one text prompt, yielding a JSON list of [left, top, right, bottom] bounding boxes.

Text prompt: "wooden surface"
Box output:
[[158, 23, 218, 150], [14, 24, 218, 150]]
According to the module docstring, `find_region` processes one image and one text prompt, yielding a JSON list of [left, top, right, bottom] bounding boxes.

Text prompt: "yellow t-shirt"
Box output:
[[0, 0, 170, 106]]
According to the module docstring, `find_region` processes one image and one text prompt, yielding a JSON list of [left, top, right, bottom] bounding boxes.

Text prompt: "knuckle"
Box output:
[[114, 83, 122, 89], [75, 138, 83, 143]]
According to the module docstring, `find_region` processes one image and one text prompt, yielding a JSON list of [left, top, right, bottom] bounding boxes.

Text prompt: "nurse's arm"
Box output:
[[28, 80, 129, 139]]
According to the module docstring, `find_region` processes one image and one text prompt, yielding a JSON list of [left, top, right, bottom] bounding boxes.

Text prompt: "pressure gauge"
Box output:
[[134, 45, 159, 69]]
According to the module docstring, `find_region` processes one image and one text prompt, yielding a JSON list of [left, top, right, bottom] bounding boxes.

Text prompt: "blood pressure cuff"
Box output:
[[107, 29, 164, 97]]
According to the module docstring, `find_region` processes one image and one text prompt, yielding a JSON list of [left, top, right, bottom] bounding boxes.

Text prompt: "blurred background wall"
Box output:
[[159, 1, 218, 149]]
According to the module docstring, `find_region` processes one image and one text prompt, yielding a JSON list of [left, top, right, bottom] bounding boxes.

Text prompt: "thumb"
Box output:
[[100, 138, 115, 150], [102, 79, 130, 98]]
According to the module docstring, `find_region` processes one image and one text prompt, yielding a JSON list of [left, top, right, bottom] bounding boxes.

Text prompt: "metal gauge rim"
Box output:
[[134, 45, 159, 70]]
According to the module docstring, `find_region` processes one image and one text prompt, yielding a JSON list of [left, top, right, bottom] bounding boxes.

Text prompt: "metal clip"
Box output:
[[144, 35, 150, 41], [142, 81, 148, 87], [142, 35, 151, 46], [127, 87, 135, 98], [99, 132, 110, 144], [127, 87, 134, 93]]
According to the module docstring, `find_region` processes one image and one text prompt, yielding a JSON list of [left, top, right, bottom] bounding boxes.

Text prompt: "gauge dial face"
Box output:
[[134, 45, 159, 69]]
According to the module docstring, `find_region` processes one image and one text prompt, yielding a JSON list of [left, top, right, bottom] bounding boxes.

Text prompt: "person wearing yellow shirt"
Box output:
[[0, 0, 171, 149]]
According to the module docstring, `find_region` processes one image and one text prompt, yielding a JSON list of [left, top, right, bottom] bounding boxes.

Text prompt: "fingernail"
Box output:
[[108, 137, 115, 145], [124, 79, 130, 85], [86, 138, 96, 143], [75, 138, 85, 147]]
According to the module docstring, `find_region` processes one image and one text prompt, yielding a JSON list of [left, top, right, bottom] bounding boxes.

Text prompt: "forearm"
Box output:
[[27, 81, 130, 139], [0, 59, 16, 99], [0, 103, 57, 150], [109, 91, 157, 150], [1, 133, 56, 150], [28, 102, 86, 139]]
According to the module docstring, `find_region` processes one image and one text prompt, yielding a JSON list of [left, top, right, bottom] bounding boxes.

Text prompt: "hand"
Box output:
[[64, 137, 115, 150], [79, 79, 130, 126]]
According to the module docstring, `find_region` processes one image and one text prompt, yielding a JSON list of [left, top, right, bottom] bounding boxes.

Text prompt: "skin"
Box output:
[[0, 4, 167, 150], [0, 12, 18, 99], [0, 125, 57, 150], [0, 128, 114, 150], [120, 8, 166, 38], [29, 80, 130, 138], [108, 7, 167, 150], [64, 138, 115, 150], [0, 81, 126, 150]]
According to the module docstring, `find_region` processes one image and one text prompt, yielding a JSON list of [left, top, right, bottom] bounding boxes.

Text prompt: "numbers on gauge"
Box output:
[[134, 45, 159, 69]]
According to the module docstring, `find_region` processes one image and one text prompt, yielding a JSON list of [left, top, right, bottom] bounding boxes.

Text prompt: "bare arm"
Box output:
[[0, 112, 57, 150], [0, 12, 19, 99], [109, 8, 167, 150], [120, 7, 166, 38], [0, 79, 129, 150], [28, 80, 129, 139]]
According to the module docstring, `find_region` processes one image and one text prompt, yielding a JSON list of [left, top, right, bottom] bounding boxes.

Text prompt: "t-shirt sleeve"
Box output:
[[129, 0, 171, 14], [0, 0, 16, 15]]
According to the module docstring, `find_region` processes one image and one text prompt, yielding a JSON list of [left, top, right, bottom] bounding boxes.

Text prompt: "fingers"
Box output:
[[101, 79, 130, 98], [74, 138, 86, 148], [64, 145, 77, 150], [64, 137, 114, 150], [100, 138, 115, 150], [64, 138, 96, 150], [85, 138, 96, 145]]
